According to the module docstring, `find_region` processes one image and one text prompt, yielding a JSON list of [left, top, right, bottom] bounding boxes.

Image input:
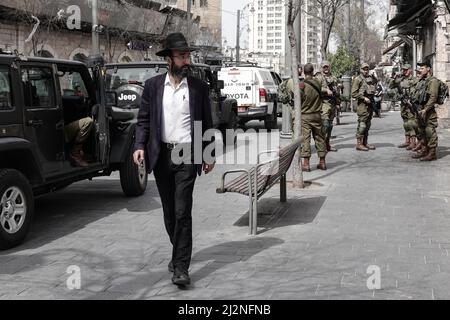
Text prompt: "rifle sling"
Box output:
[[304, 79, 322, 97]]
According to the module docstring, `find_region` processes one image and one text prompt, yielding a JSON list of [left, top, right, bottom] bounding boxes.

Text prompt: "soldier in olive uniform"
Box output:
[[316, 61, 340, 152], [411, 61, 439, 161], [389, 64, 419, 150], [286, 63, 327, 171], [351, 63, 377, 151]]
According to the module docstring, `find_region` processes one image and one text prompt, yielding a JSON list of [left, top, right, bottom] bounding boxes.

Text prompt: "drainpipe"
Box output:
[[413, 37, 417, 77]]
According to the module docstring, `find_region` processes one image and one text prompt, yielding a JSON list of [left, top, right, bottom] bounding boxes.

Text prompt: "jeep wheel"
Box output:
[[119, 152, 148, 197], [0, 169, 34, 250], [264, 105, 278, 131]]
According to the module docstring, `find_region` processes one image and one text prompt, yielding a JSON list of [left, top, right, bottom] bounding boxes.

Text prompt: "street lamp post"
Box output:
[[91, 0, 99, 56]]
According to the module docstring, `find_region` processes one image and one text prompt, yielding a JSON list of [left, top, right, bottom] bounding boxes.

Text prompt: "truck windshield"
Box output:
[[105, 65, 168, 90]]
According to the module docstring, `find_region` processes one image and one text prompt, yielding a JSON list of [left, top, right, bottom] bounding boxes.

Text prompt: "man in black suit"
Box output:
[[133, 33, 215, 286]]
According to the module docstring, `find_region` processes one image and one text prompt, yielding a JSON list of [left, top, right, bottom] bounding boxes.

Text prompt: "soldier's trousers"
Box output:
[[64, 117, 94, 144], [424, 109, 439, 148], [322, 101, 336, 143], [301, 112, 327, 158], [356, 103, 372, 139], [400, 104, 418, 137]]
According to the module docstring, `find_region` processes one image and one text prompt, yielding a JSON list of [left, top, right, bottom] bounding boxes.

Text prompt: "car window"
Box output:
[[105, 66, 168, 90], [0, 67, 13, 111], [21, 67, 56, 108], [259, 70, 276, 85], [58, 70, 89, 98]]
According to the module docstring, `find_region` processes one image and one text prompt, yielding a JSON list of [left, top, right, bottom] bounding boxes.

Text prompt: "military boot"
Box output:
[[420, 148, 437, 161], [412, 146, 428, 159], [70, 144, 89, 167], [302, 157, 311, 172], [363, 135, 376, 150], [412, 140, 424, 152], [356, 137, 369, 151], [406, 136, 417, 151], [398, 136, 410, 148], [316, 157, 327, 170]]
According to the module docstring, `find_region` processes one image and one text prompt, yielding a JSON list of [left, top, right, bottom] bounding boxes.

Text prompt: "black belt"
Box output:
[[161, 142, 178, 150]]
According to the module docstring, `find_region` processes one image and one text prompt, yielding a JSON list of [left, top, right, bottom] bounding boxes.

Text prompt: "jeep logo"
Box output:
[[118, 93, 137, 102]]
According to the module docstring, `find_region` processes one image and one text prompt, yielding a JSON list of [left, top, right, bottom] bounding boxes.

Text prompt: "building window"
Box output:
[[36, 50, 53, 58], [200, 0, 208, 7]]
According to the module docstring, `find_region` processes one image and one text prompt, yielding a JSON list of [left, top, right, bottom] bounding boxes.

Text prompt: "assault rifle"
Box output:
[[401, 96, 426, 127]]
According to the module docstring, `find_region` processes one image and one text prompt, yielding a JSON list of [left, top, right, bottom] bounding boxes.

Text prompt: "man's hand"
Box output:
[[133, 149, 145, 166], [326, 88, 333, 96], [419, 109, 427, 118], [364, 97, 371, 104], [203, 162, 215, 174]]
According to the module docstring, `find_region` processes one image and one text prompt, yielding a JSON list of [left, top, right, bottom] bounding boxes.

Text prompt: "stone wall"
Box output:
[[0, 20, 160, 63], [434, 5, 450, 129]]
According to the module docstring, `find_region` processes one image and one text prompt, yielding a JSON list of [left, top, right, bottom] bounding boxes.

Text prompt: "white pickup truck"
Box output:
[[218, 66, 279, 130]]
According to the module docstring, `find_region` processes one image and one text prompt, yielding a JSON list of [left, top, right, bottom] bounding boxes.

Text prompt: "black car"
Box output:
[[0, 53, 146, 249], [104, 61, 239, 141]]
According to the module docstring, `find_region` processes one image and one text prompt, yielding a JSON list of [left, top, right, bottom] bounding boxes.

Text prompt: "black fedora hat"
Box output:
[[156, 32, 197, 57]]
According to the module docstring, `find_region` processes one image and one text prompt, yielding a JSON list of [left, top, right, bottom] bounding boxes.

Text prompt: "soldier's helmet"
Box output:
[[402, 63, 412, 70], [322, 60, 331, 67], [361, 63, 370, 70]]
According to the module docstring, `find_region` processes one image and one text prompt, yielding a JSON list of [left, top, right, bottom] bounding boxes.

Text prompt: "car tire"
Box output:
[[220, 111, 238, 146], [0, 169, 34, 250], [119, 151, 148, 197], [264, 103, 278, 131]]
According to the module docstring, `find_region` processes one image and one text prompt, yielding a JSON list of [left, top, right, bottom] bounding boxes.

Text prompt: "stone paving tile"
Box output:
[[1, 112, 450, 299]]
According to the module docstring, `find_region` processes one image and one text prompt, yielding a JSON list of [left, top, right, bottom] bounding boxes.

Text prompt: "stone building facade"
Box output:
[[0, 0, 220, 63], [386, 0, 450, 128]]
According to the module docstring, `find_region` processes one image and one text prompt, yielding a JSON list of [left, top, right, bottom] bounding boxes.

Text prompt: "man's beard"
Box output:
[[170, 62, 190, 80]]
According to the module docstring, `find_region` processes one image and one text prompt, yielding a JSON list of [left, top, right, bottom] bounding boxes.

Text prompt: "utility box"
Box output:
[[341, 75, 352, 112]]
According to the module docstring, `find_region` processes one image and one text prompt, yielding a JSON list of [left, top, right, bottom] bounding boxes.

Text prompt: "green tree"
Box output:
[[327, 46, 357, 79]]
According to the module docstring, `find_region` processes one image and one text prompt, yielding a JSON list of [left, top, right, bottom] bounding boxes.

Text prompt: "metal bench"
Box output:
[[216, 139, 302, 235]]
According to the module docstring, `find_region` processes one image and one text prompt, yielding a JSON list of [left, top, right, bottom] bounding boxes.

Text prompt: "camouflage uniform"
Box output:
[[315, 72, 340, 151], [351, 68, 377, 150], [413, 74, 440, 161], [286, 75, 327, 170], [389, 73, 419, 148]]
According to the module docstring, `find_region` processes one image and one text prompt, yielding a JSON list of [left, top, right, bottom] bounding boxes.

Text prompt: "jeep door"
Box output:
[[20, 63, 65, 176]]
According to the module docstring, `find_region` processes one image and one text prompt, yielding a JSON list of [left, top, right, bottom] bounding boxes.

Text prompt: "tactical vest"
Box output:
[[362, 75, 376, 95]]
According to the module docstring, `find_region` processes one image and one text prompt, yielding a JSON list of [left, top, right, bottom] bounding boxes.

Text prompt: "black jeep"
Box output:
[[0, 54, 147, 249], [104, 61, 239, 140]]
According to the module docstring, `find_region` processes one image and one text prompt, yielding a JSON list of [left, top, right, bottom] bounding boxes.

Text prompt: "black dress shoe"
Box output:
[[172, 269, 190, 286], [168, 260, 174, 273]]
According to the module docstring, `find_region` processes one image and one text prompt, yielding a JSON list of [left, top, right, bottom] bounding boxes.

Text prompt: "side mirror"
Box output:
[[215, 80, 224, 90], [106, 90, 118, 107]]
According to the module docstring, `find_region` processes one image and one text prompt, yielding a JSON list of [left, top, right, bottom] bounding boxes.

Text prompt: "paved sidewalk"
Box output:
[[1, 111, 450, 300]]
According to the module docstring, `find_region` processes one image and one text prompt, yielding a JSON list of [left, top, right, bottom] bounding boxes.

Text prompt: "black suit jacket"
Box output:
[[134, 73, 214, 176]]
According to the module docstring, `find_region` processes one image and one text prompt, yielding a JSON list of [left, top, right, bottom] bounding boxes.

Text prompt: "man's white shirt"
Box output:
[[161, 74, 191, 144]]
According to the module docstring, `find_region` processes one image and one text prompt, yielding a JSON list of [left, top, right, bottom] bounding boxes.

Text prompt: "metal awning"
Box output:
[[388, 0, 432, 32], [383, 39, 404, 55]]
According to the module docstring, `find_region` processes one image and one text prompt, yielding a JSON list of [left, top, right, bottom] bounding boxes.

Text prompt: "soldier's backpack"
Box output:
[[437, 79, 449, 105], [418, 77, 449, 105], [278, 79, 292, 105]]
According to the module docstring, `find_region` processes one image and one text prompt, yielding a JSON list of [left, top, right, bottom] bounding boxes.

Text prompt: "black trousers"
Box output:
[[153, 145, 197, 272]]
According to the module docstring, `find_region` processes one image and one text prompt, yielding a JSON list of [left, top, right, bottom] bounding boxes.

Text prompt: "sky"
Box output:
[[222, 0, 250, 48], [222, 0, 389, 51]]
